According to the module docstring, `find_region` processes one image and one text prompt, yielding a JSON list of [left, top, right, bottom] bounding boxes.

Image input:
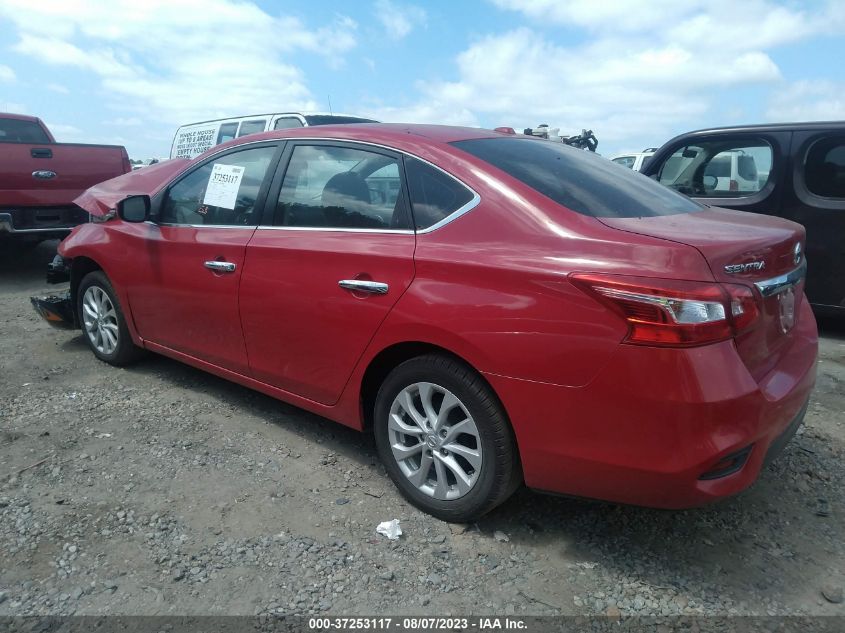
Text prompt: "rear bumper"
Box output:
[[487, 299, 819, 508], [0, 207, 88, 236]]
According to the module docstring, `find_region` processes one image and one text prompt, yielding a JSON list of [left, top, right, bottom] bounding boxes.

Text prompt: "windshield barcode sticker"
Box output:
[[203, 164, 245, 210]]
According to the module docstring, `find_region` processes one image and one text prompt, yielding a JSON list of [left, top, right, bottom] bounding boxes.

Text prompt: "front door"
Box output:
[[239, 142, 416, 405], [126, 143, 281, 374]]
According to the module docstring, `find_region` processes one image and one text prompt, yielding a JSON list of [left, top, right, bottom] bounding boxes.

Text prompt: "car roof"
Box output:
[[206, 123, 504, 156], [0, 112, 41, 123], [674, 120, 845, 136]]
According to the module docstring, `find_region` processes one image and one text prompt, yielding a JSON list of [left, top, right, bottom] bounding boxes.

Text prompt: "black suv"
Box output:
[[643, 121, 845, 316]]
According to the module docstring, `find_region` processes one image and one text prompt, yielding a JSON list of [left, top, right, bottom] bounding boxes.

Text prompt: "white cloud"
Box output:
[[766, 80, 845, 122], [378, 1, 842, 152], [0, 0, 358, 126], [44, 122, 83, 141], [374, 0, 427, 40], [105, 117, 143, 126], [0, 65, 15, 82], [1, 101, 28, 114]]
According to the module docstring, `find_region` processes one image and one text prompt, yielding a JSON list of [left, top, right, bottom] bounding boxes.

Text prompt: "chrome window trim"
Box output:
[[754, 260, 807, 297], [256, 226, 414, 234], [149, 221, 257, 230], [198, 136, 482, 234], [415, 192, 481, 234]]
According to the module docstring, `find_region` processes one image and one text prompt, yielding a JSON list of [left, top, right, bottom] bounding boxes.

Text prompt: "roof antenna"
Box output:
[[327, 95, 333, 115]]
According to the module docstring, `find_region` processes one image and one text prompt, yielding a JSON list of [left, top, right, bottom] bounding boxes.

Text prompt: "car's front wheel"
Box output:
[[374, 354, 521, 522], [77, 270, 143, 366]]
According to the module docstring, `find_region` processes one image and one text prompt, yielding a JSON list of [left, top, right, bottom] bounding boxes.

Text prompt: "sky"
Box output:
[[1, 0, 844, 160]]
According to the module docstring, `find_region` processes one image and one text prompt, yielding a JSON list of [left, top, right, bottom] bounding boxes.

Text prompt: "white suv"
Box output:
[[610, 150, 655, 172]]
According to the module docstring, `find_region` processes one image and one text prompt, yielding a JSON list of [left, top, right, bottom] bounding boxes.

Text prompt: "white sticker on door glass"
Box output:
[[203, 164, 245, 209]]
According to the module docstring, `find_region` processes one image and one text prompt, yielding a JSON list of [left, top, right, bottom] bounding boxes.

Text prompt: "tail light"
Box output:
[[570, 273, 760, 347]]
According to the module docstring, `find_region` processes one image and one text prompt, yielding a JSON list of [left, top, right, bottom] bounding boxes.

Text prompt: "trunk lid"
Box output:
[[599, 207, 807, 381]]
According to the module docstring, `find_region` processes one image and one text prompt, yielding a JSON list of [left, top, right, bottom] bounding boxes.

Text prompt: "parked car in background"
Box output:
[[610, 149, 655, 172], [33, 124, 816, 521], [643, 122, 845, 316], [170, 112, 378, 159], [0, 113, 131, 244]]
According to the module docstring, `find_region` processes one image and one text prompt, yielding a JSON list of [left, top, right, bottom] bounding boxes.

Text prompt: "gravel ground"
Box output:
[[1, 240, 843, 617]]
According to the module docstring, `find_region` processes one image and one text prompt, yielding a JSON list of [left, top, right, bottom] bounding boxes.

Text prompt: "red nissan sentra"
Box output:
[[33, 124, 817, 521]]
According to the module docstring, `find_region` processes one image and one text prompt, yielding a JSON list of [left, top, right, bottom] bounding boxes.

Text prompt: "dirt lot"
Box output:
[[1, 240, 843, 617]]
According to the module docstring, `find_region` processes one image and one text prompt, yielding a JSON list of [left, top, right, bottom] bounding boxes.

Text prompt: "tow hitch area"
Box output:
[[30, 292, 75, 329]]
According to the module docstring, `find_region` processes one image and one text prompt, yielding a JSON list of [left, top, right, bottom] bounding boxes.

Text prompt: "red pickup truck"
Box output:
[[0, 113, 131, 244]]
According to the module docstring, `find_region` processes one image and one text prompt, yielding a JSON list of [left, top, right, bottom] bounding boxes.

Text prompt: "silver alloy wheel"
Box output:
[[81, 285, 119, 355], [388, 382, 483, 500]]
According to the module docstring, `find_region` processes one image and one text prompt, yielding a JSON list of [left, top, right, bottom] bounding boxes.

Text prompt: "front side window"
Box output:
[[612, 156, 635, 169], [804, 137, 845, 199], [274, 117, 304, 130], [0, 118, 51, 143], [216, 123, 238, 144], [237, 119, 267, 137], [160, 145, 277, 226], [453, 137, 700, 218], [274, 145, 408, 229], [404, 157, 474, 229], [658, 140, 773, 198]]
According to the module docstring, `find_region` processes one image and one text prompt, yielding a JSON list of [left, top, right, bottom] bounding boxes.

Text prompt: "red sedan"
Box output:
[[34, 124, 817, 521]]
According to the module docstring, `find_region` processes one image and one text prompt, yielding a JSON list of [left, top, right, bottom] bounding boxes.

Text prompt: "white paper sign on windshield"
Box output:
[[203, 164, 245, 210]]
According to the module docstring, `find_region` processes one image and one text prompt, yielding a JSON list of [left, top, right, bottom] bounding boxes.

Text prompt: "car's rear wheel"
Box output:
[[374, 354, 521, 522], [77, 271, 143, 366]]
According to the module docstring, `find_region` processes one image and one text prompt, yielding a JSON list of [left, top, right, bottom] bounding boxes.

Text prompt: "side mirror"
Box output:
[[117, 195, 151, 223], [703, 175, 718, 190]]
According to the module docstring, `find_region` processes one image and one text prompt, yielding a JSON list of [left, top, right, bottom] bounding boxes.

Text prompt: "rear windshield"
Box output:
[[0, 118, 51, 143], [304, 115, 378, 126], [451, 137, 702, 217]]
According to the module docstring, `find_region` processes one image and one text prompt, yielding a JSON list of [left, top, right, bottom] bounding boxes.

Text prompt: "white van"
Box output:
[[169, 112, 378, 159]]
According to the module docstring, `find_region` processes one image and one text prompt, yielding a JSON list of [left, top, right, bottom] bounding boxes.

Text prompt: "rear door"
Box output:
[[784, 130, 845, 311], [125, 142, 282, 374], [239, 141, 416, 405]]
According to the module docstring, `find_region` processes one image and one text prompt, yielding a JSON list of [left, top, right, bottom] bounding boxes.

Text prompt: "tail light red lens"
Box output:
[[570, 273, 760, 347]]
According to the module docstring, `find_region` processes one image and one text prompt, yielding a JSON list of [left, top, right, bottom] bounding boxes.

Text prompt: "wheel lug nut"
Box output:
[[440, 449, 448, 456], [439, 429, 447, 438]]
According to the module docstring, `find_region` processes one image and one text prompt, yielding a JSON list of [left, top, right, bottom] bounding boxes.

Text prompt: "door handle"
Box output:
[[338, 279, 389, 295], [31, 148, 53, 158], [204, 260, 236, 273]]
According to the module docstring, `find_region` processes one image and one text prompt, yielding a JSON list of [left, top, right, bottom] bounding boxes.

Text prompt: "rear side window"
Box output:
[[274, 117, 303, 130], [404, 158, 474, 230], [216, 123, 238, 144], [274, 145, 409, 229], [612, 156, 635, 169], [238, 119, 266, 137], [453, 138, 700, 218], [659, 140, 772, 198], [0, 118, 50, 143], [804, 138, 845, 199]]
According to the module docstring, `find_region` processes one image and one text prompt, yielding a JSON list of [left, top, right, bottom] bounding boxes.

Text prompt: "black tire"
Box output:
[[374, 354, 521, 522], [77, 271, 144, 366]]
